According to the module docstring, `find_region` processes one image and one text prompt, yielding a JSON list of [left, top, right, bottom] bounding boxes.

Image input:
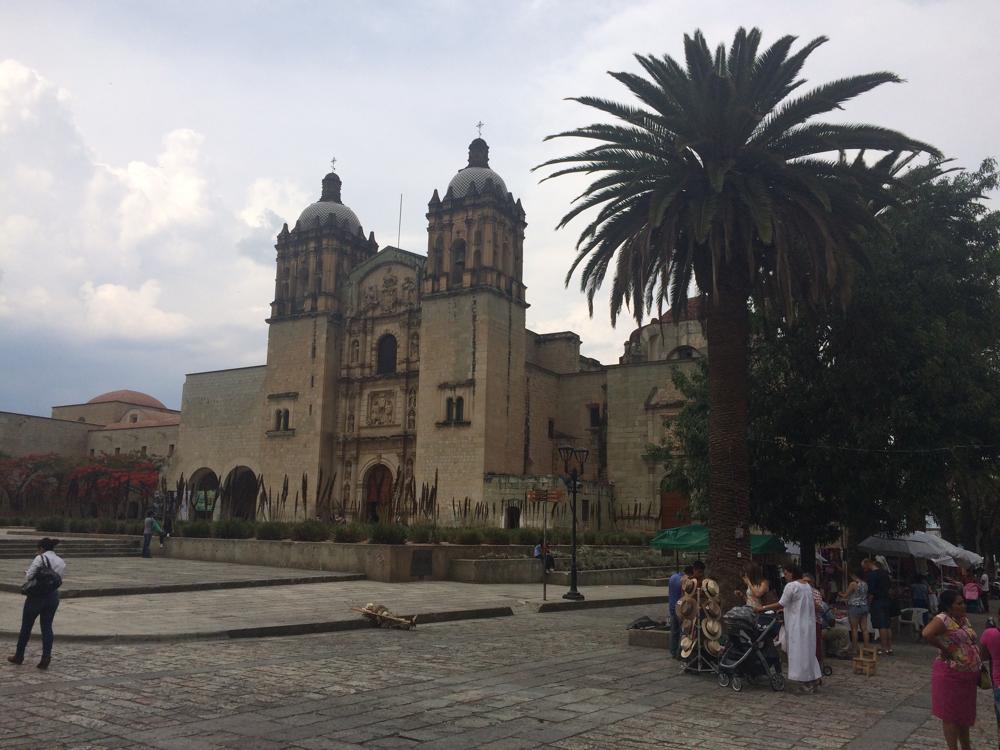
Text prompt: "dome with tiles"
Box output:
[[294, 171, 362, 234], [446, 138, 508, 199]]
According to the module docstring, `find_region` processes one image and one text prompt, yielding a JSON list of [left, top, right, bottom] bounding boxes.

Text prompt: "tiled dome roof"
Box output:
[[447, 167, 508, 199], [293, 170, 362, 234], [87, 390, 167, 409]]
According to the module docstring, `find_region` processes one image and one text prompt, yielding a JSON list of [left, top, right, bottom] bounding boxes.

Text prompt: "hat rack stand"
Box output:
[[682, 581, 719, 675]]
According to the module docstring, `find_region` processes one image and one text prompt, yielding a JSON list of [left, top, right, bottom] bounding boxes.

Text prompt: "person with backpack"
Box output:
[[142, 510, 162, 558], [7, 538, 65, 670]]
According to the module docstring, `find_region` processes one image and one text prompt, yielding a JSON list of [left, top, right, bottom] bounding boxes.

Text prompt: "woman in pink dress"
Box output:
[[922, 589, 982, 750]]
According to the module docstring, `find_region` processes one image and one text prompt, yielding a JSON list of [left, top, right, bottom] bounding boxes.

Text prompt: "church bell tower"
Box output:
[[415, 138, 528, 503]]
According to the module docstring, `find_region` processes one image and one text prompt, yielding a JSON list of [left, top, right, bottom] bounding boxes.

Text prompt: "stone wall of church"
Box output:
[[87, 424, 178, 460], [604, 359, 699, 514], [167, 365, 266, 486], [0, 412, 92, 458], [552, 370, 606, 480]]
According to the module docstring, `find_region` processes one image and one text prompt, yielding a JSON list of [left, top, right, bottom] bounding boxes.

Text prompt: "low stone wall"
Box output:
[[164, 538, 539, 583], [449, 558, 543, 584], [548, 566, 672, 587], [448, 561, 672, 586]]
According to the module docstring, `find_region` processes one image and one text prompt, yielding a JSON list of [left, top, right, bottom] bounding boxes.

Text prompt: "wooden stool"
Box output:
[[853, 646, 878, 676]]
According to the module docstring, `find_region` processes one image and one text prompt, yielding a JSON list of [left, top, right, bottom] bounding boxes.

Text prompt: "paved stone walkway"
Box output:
[[0, 557, 359, 595], [0, 579, 664, 639], [0, 605, 995, 749]]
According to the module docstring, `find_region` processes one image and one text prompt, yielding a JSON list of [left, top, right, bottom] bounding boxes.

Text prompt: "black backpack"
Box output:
[[21, 554, 62, 597]]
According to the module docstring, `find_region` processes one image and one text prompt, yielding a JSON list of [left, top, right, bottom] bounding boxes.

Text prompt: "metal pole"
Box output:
[[542, 498, 547, 602], [563, 468, 584, 601]]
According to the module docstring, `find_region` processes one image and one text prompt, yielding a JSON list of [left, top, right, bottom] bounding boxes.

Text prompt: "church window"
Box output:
[[589, 405, 601, 428], [140, 446, 147, 456], [130, 414, 138, 423], [89, 449, 95, 457], [351, 339, 360, 363], [168, 444, 175, 456], [407, 409, 415, 430], [311, 343, 317, 360], [115, 447, 121, 455], [274, 410, 283, 431], [308, 403, 312, 416], [310, 374, 314, 388], [450, 239, 466, 286], [547, 418, 554, 438], [446, 397, 454, 422], [281, 409, 290, 431], [454, 397, 464, 422], [376, 334, 397, 375]]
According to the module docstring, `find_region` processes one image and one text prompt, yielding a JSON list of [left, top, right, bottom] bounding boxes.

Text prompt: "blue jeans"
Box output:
[[670, 610, 681, 657], [142, 533, 152, 557], [16, 591, 59, 658]]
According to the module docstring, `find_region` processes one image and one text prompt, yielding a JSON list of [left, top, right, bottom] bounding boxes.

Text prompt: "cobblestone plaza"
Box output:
[[2, 590, 996, 749]]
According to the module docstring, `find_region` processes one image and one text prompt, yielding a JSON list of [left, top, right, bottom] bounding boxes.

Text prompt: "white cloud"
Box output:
[[240, 178, 308, 230], [80, 279, 190, 339]]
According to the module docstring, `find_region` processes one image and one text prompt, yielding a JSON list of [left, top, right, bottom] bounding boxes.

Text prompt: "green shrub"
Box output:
[[581, 530, 598, 545], [0, 517, 22, 527], [213, 519, 256, 539], [67, 518, 95, 533], [292, 519, 330, 542], [455, 528, 483, 545], [514, 528, 537, 545], [407, 524, 438, 543], [97, 519, 120, 534], [368, 523, 407, 545], [37, 517, 66, 532], [332, 523, 365, 543], [123, 520, 145, 535], [483, 527, 511, 545], [177, 519, 212, 538], [255, 521, 290, 540]]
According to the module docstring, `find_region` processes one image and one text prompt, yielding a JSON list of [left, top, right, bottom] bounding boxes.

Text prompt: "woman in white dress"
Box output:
[[757, 564, 823, 692]]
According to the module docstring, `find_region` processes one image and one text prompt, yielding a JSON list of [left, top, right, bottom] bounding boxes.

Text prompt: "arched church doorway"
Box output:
[[223, 466, 258, 520], [189, 468, 219, 520], [364, 464, 393, 523]]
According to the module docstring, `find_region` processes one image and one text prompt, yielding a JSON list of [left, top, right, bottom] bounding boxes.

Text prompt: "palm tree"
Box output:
[[537, 28, 939, 602]]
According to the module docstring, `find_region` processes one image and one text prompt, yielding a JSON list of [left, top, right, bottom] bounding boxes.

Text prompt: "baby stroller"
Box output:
[[717, 606, 785, 692]]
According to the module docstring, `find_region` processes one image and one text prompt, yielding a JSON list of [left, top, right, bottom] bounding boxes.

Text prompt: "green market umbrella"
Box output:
[[649, 523, 785, 555]]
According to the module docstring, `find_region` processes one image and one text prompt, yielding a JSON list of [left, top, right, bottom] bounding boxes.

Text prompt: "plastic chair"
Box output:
[[898, 607, 928, 641]]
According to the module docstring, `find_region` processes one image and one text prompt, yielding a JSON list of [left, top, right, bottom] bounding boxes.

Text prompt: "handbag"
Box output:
[[20, 554, 62, 597], [981, 664, 994, 691]]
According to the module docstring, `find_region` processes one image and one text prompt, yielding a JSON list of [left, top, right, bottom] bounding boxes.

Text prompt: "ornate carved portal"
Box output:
[[368, 390, 396, 426]]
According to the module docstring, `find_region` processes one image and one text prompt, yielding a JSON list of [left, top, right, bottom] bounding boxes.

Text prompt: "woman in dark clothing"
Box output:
[[7, 538, 65, 670]]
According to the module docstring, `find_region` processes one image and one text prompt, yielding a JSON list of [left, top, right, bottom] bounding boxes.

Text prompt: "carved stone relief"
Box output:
[[368, 390, 396, 426]]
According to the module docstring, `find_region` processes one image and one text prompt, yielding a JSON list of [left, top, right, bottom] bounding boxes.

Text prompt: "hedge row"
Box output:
[[0, 517, 651, 547]]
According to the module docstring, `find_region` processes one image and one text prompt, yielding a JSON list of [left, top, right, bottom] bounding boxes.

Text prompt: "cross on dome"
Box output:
[[330, 156, 337, 171], [475, 121, 485, 138]]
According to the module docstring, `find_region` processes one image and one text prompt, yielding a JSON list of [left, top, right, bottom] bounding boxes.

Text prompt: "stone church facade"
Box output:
[[0, 138, 706, 530]]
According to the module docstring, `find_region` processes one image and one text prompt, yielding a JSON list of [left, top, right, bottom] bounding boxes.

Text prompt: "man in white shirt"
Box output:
[[7, 538, 65, 670], [981, 570, 991, 614]]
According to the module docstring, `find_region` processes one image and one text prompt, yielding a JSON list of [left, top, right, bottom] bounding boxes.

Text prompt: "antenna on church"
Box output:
[[475, 120, 485, 138], [397, 193, 403, 248]]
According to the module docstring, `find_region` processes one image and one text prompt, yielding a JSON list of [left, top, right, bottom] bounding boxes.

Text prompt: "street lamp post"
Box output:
[[558, 445, 588, 601]]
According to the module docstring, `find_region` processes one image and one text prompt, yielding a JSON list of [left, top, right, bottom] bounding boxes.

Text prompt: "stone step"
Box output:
[[635, 577, 670, 587], [0, 551, 141, 559]]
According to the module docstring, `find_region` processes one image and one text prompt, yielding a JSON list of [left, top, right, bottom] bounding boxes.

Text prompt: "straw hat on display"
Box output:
[[705, 638, 722, 656], [678, 597, 697, 619], [702, 618, 723, 641], [681, 618, 695, 634], [682, 577, 698, 595], [703, 599, 722, 619], [702, 578, 720, 598], [681, 641, 695, 659]]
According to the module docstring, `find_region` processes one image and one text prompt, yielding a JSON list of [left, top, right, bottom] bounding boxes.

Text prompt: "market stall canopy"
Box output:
[[859, 531, 983, 567], [649, 524, 786, 555]]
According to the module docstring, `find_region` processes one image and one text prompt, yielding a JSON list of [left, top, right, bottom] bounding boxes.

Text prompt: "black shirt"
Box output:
[[866, 569, 891, 602]]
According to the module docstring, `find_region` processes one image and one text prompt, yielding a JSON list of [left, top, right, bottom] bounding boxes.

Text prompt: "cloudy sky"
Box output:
[[1, 0, 997, 415]]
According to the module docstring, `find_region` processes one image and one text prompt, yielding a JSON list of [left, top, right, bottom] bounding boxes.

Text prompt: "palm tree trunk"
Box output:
[[705, 282, 752, 608]]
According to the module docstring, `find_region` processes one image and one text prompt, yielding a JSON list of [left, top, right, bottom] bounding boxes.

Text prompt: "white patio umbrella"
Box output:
[[858, 532, 952, 561]]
